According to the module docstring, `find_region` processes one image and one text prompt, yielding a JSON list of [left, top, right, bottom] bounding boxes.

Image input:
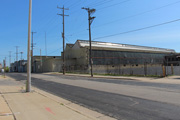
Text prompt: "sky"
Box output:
[[1, 0, 180, 66]]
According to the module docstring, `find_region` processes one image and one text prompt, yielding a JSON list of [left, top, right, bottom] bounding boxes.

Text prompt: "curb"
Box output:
[[6, 75, 116, 120]]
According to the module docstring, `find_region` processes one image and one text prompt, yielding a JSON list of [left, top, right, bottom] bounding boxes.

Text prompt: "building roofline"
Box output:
[[66, 43, 74, 48], [76, 40, 175, 53]]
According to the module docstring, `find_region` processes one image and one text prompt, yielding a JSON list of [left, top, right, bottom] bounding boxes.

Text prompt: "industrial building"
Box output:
[[10, 40, 179, 76], [65, 40, 176, 75], [10, 56, 62, 73], [10, 60, 27, 72], [33, 56, 62, 73]]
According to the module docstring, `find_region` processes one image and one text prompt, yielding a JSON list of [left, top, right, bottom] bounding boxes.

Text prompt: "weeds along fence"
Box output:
[[92, 64, 180, 76], [65, 64, 180, 77]]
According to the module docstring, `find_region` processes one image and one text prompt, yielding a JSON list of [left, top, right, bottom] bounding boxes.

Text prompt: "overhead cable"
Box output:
[[94, 18, 180, 40]]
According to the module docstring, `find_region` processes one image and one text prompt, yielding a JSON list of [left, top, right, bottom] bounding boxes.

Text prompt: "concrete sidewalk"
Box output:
[[0, 93, 14, 120], [0, 76, 115, 120]]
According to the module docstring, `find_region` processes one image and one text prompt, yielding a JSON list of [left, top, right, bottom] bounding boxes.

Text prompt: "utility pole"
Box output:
[[31, 31, 36, 72], [15, 46, 19, 62], [9, 51, 12, 72], [26, 0, 32, 92], [20, 52, 23, 60], [3, 58, 6, 77], [40, 49, 43, 73], [45, 32, 47, 58], [57, 5, 69, 75], [82, 7, 96, 77], [15, 46, 19, 72], [20, 52, 23, 72]]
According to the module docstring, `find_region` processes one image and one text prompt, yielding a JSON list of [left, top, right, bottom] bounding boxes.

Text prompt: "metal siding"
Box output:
[[92, 50, 166, 65]]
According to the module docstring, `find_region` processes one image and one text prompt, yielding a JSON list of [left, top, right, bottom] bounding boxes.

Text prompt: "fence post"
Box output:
[[144, 62, 147, 76], [171, 64, 174, 75], [162, 65, 166, 77]]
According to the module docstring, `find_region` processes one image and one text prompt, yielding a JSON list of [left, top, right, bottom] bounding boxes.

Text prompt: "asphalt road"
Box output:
[[6, 73, 180, 120]]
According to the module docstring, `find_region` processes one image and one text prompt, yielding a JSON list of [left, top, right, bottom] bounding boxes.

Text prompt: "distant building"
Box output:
[[10, 56, 62, 73], [10, 63, 14, 72], [33, 56, 62, 73], [11, 61, 18, 72], [18, 60, 27, 72], [9, 40, 178, 76], [10, 60, 27, 72]]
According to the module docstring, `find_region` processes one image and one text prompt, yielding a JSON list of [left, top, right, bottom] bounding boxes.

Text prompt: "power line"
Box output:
[[93, 0, 180, 28], [82, 0, 104, 8], [44, 20, 60, 35], [66, 28, 88, 36], [94, 18, 180, 40], [33, 7, 57, 30], [96, 0, 130, 11], [47, 47, 63, 55], [67, 0, 81, 8], [33, 0, 63, 32], [65, 37, 71, 43], [68, 1, 92, 14], [33, 15, 58, 41], [82, 0, 130, 35], [88, 0, 114, 7], [31, 0, 124, 43], [67, 0, 180, 37], [63, 0, 73, 6], [32, 2, 61, 41]]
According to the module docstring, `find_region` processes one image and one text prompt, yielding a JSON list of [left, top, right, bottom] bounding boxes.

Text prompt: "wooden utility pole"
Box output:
[[3, 59, 6, 77], [15, 46, 19, 72], [20, 52, 23, 72], [15, 46, 19, 62], [45, 32, 47, 58], [9, 51, 12, 72], [57, 5, 69, 75], [20, 52, 23, 60], [40, 49, 43, 73], [82, 7, 96, 77]]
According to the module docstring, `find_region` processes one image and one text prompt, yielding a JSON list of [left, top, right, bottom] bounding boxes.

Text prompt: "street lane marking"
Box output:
[[129, 98, 139, 106]]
